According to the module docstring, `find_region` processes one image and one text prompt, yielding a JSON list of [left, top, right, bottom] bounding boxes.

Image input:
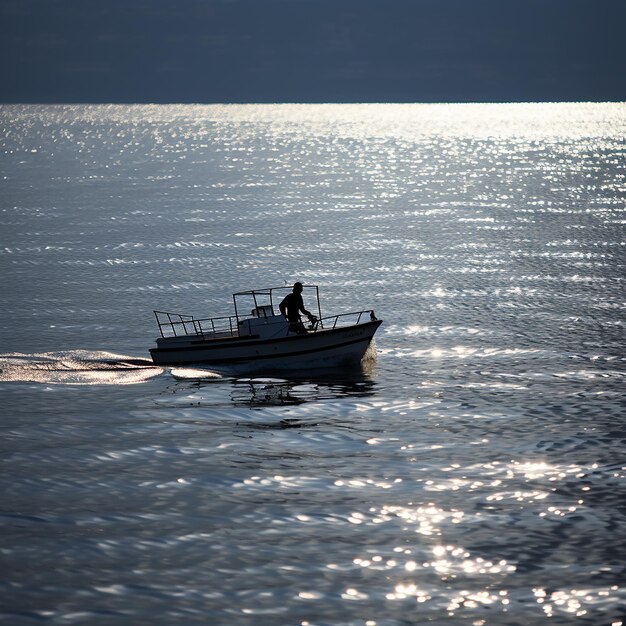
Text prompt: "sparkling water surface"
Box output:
[[1, 103, 625, 625]]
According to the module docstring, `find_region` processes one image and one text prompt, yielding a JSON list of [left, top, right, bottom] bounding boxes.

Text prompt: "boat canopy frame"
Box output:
[[232, 284, 322, 323]]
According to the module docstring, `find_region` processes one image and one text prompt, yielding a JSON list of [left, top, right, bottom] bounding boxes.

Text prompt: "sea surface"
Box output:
[[1, 103, 625, 625]]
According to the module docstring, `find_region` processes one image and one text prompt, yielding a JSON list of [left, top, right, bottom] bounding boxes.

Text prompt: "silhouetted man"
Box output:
[[279, 282, 317, 334]]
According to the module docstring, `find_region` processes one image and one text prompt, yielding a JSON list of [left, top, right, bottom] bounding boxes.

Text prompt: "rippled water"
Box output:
[[1, 103, 625, 625]]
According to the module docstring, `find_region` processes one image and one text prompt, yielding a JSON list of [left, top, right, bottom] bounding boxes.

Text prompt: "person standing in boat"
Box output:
[[279, 282, 317, 334]]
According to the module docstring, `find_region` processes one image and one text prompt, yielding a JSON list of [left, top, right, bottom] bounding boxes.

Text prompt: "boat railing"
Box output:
[[154, 307, 377, 339], [154, 310, 239, 339], [317, 309, 377, 331]]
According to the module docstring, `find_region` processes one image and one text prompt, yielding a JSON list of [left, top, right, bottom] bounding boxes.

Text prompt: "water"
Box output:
[[1, 103, 625, 625]]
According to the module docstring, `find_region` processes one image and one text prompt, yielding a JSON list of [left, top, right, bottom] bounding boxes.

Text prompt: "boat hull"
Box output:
[[149, 320, 381, 369]]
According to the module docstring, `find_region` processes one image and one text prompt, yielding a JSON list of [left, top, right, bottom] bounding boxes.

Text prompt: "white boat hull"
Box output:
[[150, 320, 381, 369]]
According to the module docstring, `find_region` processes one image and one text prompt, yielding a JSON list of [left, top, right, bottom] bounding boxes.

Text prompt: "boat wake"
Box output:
[[170, 367, 224, 380], [0, 350, 164, 385]]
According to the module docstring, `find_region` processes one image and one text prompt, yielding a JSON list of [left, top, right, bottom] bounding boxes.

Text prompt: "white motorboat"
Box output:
[[149, 285, 382, 370]]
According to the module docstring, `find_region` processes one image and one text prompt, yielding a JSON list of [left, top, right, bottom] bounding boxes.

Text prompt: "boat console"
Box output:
[[238, 313, 289, 339]]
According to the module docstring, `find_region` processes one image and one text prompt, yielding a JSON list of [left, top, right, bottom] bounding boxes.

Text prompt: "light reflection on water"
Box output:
[[0, 351, 162, 385], [1, 103, 625, 625]]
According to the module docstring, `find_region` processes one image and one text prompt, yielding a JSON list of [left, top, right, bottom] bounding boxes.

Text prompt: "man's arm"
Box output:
[[297, 295, 313, 318], [279, 296, 288, 316]]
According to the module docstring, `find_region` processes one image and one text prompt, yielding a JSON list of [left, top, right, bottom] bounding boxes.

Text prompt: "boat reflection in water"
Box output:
[[230, 367, 377, 409]]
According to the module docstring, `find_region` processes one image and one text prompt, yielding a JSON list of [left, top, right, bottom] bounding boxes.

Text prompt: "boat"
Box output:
[[149, 285, 382, 370]]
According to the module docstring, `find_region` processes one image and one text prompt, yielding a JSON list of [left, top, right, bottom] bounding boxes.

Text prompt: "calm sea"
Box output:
[[1, 103, 625, 625]]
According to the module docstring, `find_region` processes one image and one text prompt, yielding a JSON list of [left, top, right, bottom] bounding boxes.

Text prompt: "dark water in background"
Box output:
[[1, 104, 625, 625]]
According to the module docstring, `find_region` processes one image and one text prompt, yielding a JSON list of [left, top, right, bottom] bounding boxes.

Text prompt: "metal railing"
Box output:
[[315, 309, 377, 331], [154, 308, 377, 339], [154, 311, 239, 339]]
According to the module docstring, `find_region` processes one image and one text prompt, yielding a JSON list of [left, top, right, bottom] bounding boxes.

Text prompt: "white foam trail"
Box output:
[[169, 367, 223, 380], [0, 350, 163, 385]]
